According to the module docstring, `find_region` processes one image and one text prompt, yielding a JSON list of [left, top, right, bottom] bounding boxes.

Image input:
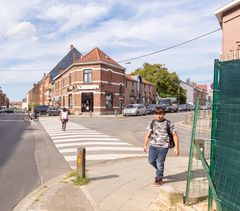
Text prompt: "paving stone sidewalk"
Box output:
[[15, 155, 189, 211]]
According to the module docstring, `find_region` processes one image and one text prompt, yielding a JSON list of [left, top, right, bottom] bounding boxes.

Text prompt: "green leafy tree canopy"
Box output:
[[131, 63, 186, 103]]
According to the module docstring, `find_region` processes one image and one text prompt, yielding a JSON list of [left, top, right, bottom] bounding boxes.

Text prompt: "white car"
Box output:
[[123, 104, 147, 116]]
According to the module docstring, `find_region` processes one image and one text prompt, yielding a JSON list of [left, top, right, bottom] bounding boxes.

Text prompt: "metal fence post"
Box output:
[[77, 147, 86, 178]]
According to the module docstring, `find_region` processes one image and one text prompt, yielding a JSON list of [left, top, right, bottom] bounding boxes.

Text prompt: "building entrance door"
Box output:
[[81, 93, 93, 112]]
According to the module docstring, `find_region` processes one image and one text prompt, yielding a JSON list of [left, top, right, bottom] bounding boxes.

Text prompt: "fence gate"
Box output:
[[185, 59, 240, 211]]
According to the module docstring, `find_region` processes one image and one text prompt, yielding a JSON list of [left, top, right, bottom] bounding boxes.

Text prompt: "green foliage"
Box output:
[[72, 177, 90, 186], [131, 63, 186, 102]]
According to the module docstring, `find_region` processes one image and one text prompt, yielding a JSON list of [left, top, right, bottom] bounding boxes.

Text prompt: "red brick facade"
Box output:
[[215, 1, 240, 60], [28, 83, 40, 106], [0, 89, 9, 107], [27, 47, 157, 115]]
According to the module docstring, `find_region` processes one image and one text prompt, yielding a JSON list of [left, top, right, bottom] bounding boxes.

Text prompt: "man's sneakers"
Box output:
[[154, 177, 163, 186]]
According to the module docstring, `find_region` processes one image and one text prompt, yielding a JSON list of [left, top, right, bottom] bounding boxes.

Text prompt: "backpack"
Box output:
[[150, 119, 175, 149]]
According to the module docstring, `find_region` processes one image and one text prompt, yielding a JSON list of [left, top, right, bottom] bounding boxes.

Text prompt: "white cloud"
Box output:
[[6, 21, 37, 40], [0, 0, 230, 100], [39, 2, 109, 33]]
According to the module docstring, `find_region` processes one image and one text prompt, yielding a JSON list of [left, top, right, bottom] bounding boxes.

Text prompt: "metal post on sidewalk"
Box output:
[[90, 110, 92, 117], [114, 109, 117, 116], [77, 147, 86, 178]]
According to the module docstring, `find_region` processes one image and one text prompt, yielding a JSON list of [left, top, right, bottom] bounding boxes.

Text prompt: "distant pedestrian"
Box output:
[[60, 108, 69, 131], [144, 107, 179, 186]]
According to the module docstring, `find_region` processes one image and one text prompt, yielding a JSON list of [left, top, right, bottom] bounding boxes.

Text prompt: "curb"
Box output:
[[13, 173, 70, 211]]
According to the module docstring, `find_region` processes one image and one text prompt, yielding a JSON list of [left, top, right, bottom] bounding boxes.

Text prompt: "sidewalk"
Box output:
[[14, 155, 191, 211]]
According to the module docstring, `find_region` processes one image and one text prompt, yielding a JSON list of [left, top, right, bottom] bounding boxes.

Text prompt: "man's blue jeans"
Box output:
[[148, 145, 168, 179]]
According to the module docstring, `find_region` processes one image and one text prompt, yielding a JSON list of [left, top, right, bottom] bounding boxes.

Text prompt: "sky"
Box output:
[[0, 0, 231, 101]]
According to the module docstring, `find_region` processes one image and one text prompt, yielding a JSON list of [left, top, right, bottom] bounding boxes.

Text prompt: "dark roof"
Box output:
[[50, 46, 82, 81]]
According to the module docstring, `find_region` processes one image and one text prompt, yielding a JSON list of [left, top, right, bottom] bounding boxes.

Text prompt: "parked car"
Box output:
[[6, 108, 14, 113], [46, 107, 60, 116], [165, 104, 178, 113], [34, 105, 49, 116], [59, 107, 71, 115], [123, 104, 146, 116], [146, 104, 157, 114]]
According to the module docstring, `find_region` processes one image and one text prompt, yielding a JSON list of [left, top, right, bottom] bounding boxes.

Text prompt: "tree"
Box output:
[[131, 63, 186, 103]]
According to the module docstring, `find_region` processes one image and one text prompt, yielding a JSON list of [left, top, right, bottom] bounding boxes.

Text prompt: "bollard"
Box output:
[[90, 111, 92, 117], [115, 109, 117, 116], [77, 147, 86, 178]]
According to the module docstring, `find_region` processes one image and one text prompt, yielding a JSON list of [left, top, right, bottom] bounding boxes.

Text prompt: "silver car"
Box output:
[[123, 104, 147, 116]]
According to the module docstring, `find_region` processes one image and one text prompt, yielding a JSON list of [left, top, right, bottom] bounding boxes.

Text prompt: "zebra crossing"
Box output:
[[39, 118, 145, 169]]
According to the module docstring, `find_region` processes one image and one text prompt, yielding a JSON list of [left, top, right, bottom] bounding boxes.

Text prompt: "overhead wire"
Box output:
[[117, 28, 221, 63]]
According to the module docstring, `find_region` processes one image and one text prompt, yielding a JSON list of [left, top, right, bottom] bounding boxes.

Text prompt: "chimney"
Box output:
[[73, 52, 78, 62]]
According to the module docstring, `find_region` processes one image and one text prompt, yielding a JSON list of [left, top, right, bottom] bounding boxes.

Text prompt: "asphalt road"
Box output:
[[0, 112, 70, 211], [70, 111, 193, 156]]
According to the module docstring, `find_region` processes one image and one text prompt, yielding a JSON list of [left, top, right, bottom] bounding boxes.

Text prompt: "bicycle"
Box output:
[[23, 112, 39, 122]]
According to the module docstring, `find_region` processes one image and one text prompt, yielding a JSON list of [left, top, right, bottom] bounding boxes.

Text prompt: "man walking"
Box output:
[[60, 107, 69, 131], [144, 107, 179, 186]]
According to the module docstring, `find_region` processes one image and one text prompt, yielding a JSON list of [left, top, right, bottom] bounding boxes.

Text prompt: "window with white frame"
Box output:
[[83, 69, 92, 82]]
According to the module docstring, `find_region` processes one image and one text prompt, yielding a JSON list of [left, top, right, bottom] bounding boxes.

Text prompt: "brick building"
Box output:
[[28, 83, 40, 106], [125, 75, 156, 106], [215, 0, 240, 60], [0, 89, 9, 107], [27, 46, 156, 115], [53, 47, 126, 115]]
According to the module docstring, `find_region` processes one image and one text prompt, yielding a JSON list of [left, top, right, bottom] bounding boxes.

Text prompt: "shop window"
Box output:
[[105, 93, 113, 109], [83, 69, 92, 82]]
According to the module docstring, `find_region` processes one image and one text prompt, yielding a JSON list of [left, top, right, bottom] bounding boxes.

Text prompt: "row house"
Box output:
[[215, 0, 240, 61], [52, 47, 126, 115], [38, 45, 82, 106], [180, 80, 209, 105], [27, 45, 82, 107], [28, 83, 40, 106], [27, 46, 156, 115], [52, 47, 156, 114], [0, 89, 9, 107], [125, 75, 157, 106], [194, 84, 208, 105]]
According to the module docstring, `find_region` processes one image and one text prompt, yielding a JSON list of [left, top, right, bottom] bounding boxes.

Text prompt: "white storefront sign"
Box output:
[[76, 85, 99, 90]]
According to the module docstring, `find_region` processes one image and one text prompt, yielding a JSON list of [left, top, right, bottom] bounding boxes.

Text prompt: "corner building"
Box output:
[[53, 47, 157, 115], [53, 47, 126, 115]]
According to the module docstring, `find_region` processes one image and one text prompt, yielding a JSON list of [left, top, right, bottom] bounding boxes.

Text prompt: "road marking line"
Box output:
[[59, 146, 143, 153], [53, 137, 121, 143], [50, 134, 111, 139], [55, 142, 132, 148], [65, 153, 146, 161]]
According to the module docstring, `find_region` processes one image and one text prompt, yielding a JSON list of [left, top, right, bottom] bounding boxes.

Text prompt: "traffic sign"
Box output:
[[210, 82, 214, 89]]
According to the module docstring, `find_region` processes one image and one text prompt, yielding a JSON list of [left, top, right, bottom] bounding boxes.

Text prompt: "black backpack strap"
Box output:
[[166, 119, 171, 133], [151, 119, 156, 131]]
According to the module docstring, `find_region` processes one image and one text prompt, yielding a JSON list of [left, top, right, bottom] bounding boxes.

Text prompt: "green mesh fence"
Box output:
[[185, 107, 212, 206], [185, 60, 240, 211], [212, 60, 240, 211]]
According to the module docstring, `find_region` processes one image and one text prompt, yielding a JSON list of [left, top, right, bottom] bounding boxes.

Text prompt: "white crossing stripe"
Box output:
[[55, 142, 132, 148], [51, 134, 111, 139], [65, 154, 146, 161], [39, 117, 144, 168], [59, 147, 143, 153], [52, 137, 121, 143]]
